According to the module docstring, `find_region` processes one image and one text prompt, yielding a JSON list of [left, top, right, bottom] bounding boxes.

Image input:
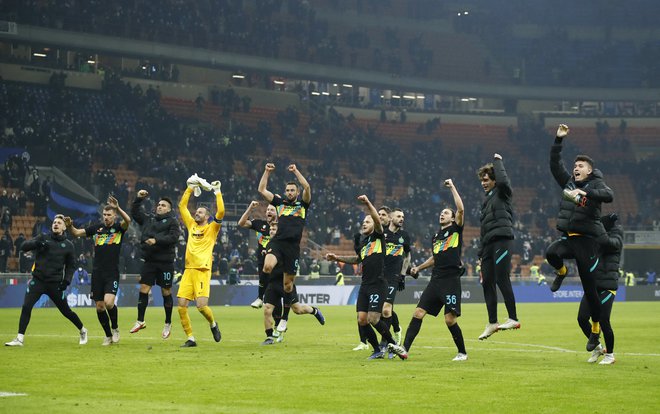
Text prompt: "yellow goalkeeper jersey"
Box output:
[[178, 187, 225, 270]]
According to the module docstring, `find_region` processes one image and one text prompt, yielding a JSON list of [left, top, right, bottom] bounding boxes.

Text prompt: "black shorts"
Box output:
[[264, 280, 298, 306], [385, 278, 399, 303], [417, 276, 462, 317], [140, 262, 175, 288], [356, 280, 387, 313], [91, 271, 119, 301], [266, 239, 300, 275]]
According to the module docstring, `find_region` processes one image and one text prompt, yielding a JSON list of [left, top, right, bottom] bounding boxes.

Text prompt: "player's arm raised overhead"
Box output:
[[358, 194, 382, 234], [258, 163, 276, 203], [107, 195, 131, 231], [288, 164, 311, 204], [130, 189, 149, 226], [178, 180, 195, 228], [445, 178, 465, 227], [211, 180, 225, 223], [492, 154, 512, 199], [238, 201, 260, 228], [550, 124, 572, 187]]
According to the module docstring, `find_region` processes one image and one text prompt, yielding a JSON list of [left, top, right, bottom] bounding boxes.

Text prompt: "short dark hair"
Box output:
[[103, 205, 117, 213], [392, 208, 404, 214], [285, 181, 299, 189], [378, 206, 392, 214], [477, 163, 495, 180], [159, 197, 173, 208], [200, 206, 212, 217], [574, 155, 595, 169]]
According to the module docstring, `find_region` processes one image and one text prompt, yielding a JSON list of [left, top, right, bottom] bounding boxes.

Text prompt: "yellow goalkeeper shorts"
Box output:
[[177, 268, 212, 300]]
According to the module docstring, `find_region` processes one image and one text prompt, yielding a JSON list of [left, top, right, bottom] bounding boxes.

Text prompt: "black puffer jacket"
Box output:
[[595, 224, 623, 291], [21, 232, 75, 284], [550, 139, 613, 238], [479, 158, 514, 255], [131, 197, 180, 263]]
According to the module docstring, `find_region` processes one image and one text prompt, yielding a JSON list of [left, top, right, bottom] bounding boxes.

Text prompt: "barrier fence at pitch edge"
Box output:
[[0, 282, 658, 308]]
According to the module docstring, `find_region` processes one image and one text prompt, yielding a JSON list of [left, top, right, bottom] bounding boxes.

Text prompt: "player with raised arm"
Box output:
[[258, 163, 315, 331], [5, 214, 88, 347], [476, 154, 520, 340], [352, 206, 393, 351], [238, 201, 277, 309], [239, 201, 290, 341], [382, 207, 411, 349], [66, 196, 130, 345], [545, 124, 614, 351], [396, 179, 467, 361], [261, 222, 325, 345], [177, 175, 225, 347], [129, 190, 180, 339], [326, 195, 407, 360]]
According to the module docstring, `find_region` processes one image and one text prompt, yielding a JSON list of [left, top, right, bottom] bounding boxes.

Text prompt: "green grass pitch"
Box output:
[[1, 302, 659, 413]]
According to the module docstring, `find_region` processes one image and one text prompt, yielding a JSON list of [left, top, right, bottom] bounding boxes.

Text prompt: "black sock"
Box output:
[[382, 316, 392, 332], [360, 324, 380, 351], [358, 322, 367, 343], [97, 310, 112, 337], [137, 292, 148, 322], [163, 294, 173, 324], [448, 323, 466, 354], [392, 311, 400, 332], [372, 319, 395, 344], [107, 306, 118, 330], [404, 317, 423, 351], [265, 328, 273, 338], [282, 305, 291, 321], [258, 284, 266, 300]]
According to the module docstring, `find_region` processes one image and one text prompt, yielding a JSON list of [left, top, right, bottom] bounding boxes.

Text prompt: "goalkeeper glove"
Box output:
[[186, 174, 202, 197], [210, 180, 222, 194]]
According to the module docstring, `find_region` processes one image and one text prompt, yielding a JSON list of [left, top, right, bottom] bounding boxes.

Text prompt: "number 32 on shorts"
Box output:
[[369, 294, 380, 304]]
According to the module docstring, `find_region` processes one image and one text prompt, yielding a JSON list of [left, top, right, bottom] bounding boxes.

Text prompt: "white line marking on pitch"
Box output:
[[4, 332, 659, 357], [0, 392, 27, 397]]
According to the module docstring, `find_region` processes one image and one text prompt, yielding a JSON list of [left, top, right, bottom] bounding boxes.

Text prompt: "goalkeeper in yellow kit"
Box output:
[[177, 174, 225, 347]]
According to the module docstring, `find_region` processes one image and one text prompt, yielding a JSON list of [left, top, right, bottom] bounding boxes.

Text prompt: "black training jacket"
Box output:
[[131, 197, 180, 263], [479, 158, 514, 256], [21, 232, 75, 284], [596, 225, 623, 291], [550, 139, 613, 239]]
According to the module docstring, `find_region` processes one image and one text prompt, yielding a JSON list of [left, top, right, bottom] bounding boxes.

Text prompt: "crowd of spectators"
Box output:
[[5, 0, 660, 88], [1, 74, 658, 281]]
